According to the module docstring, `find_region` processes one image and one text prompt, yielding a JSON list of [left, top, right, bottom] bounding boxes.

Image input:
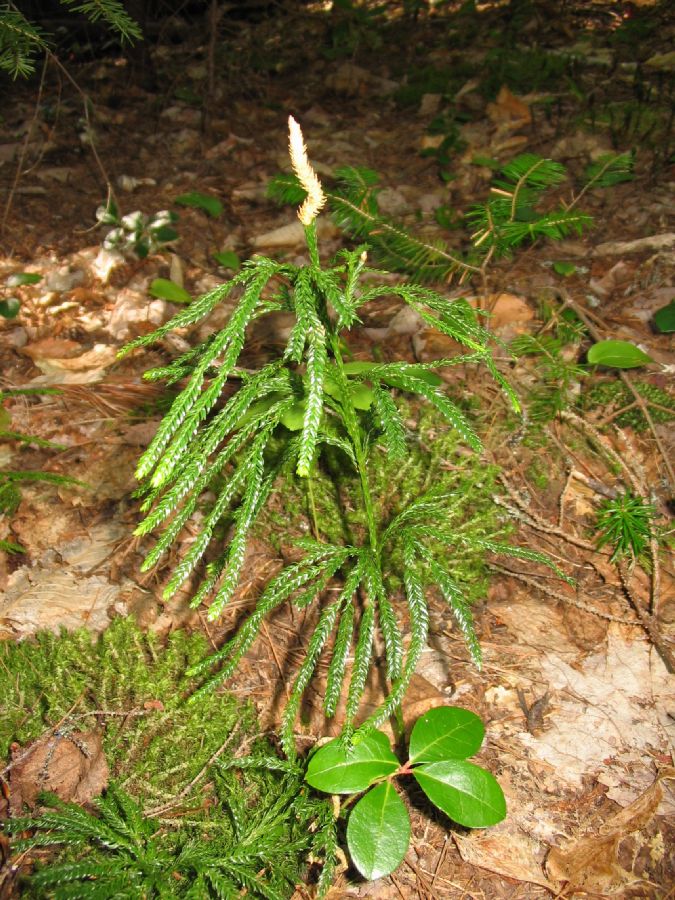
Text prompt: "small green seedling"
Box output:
[[174, 191, 223, 219], [305, 706, 506, 880], [552, 260, 577, 277], [595, 491, 656, 563], [96, 201, 179, 259], [587, 339, 652, 369], [149, 278, 192, 304], [1, 271, 42, 318]]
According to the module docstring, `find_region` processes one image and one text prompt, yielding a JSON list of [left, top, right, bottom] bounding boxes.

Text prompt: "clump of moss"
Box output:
[[0, 617, 253, 797], [583, 380, 675, 432], [1, 618, 335, 897]]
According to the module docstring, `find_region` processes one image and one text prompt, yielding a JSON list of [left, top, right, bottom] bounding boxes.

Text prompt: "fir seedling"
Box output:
[[0, 1, 140, 78], [269, 151, 632, 285], [595, 491, 656, 563], [120, 117, 564, 756]]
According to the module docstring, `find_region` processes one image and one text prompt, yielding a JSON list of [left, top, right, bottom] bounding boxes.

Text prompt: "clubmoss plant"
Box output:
[[120, 117, 563, 755]]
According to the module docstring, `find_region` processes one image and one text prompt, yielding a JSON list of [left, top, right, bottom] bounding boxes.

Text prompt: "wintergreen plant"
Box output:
[[305, 706, 505, 880], [120, 117, 563, 755], [96, 201, 179, 259]]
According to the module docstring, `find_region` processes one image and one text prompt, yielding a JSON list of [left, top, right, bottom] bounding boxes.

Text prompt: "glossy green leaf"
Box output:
[[6, 272, 42, 287], [280, 400, 306, 431], [323, 378, 374, 410], [148, 279, 192, 305], [152, 225, 179, 244], [174, 191, 223, 218], [653, 299, 675, 334], [413, 760, 506, 827], [552, 261, 576, 277], [213, 250, 241, 271], [350, 383, 374, 410], [306, 730, 399, 794], [0, 298, 20, 318], [347, 782, 410, 880], [587, 340, 652, 369], [408, 707, 484, 764], [342, 361, 378, 375]]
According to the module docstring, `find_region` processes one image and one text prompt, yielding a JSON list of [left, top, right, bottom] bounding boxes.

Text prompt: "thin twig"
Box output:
[[144, 728, 241, 817], [490, 564, 642, 626], [1, 55, 49, 236], [617, 562, 674, 674]]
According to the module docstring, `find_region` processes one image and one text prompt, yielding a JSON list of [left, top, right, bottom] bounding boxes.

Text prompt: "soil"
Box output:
[[1, 1, 674, 897]]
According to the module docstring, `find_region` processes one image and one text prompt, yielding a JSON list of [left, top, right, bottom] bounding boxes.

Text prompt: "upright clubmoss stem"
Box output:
[[305, 222, 320, 269], [329, 335, 379, 557], [306, 466, 321, 541]]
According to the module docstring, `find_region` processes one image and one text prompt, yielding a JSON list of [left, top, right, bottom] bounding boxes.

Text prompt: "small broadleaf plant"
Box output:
[[120, 117, 565, 756], [96, 201, 179, 259], [305, 706, 506, 881]]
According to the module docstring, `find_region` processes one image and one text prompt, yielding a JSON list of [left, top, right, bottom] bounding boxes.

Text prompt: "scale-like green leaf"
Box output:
[[305, 730, 398, 794], [174, 191, 223, 218], [587, 340, 652, 369], [409, 707, 484, 764], [413, 760, 506, 827], [347, 782, 410, 880]]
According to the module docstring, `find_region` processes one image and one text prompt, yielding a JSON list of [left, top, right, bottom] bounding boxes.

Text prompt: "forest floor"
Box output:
[[0, 1, 674, 897]]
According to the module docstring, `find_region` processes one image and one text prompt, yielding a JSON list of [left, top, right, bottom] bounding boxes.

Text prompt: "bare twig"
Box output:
[[490, 564, 641, 626], [144, 728, 242, 817]]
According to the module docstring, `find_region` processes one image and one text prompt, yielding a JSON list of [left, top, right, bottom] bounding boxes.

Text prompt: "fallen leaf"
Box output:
[[486, 86, 532, 130], [455, 831, 554, 890], [546, 778, 664, 892], [23, 338, 82, 361], [9, 731, 109, 813]]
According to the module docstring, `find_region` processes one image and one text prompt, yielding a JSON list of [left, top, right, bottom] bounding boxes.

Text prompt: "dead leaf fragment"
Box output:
[[594, 233, 675, 256], [9, 731, 109, 813], [455, 831, 554, 890], [487, 86, 532, 131], [546, 778, 664, 893]]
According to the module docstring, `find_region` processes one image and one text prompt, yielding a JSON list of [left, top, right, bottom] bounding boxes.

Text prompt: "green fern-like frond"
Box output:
[[375, 368, 482, 453], [372, 385, 407, 461], [60, 0, 142, 42], [0, 8, 46, 77], [584, 152, 635, 188]]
